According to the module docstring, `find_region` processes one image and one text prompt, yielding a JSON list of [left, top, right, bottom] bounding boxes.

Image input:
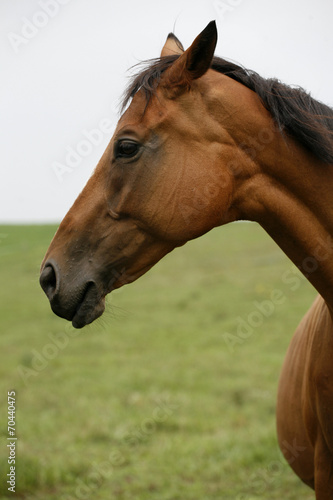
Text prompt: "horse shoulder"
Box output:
[[277, 295, 333, 491]]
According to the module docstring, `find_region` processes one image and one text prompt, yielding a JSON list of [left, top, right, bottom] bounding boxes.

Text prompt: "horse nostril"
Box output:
[[40, 263, 58, 300]]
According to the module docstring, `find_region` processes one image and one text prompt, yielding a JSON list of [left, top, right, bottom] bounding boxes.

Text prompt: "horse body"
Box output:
[[39, 21, 333, 497], [277, 295, 333, 497]]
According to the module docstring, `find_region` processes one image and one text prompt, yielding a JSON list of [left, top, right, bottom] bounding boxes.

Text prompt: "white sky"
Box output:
[[1, 0, 332, 223]]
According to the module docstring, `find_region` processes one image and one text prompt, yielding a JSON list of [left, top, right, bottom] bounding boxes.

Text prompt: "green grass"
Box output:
[[0, 223, 316, 499]]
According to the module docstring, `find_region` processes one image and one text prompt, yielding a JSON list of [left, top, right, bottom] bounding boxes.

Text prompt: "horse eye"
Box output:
[[115, 140, 140, 159]]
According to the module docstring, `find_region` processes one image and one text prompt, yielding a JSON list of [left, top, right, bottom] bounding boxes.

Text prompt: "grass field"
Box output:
[[0, 222, 316, 500]]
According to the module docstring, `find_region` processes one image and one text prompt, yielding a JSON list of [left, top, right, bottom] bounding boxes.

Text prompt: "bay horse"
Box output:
[[40, 21, 333, 498]]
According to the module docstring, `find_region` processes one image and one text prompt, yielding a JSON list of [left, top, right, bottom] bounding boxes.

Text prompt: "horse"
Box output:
[[40, 21, 333, 498]]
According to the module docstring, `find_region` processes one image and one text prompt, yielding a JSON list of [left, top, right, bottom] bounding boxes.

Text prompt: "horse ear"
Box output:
[[163, 21, 217, 95], [161, 33, 184, 57]]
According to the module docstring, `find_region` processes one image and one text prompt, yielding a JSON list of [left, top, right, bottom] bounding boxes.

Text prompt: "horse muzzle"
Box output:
[[39, 259, 105, 328]]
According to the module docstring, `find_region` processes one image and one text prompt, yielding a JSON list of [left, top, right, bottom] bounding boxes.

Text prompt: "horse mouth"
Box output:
[[71, 281, 106, 329]]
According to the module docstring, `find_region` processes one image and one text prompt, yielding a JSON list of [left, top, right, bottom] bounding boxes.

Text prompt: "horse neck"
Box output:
[[218, 82, 333, 310], [250, 162, 333, 311]]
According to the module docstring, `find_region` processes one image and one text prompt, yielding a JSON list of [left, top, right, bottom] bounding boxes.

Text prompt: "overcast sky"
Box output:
[[1, 0, 332, 223]]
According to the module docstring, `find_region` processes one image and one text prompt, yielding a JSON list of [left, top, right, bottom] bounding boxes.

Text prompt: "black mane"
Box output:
[[122, 55, 333, 164]]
